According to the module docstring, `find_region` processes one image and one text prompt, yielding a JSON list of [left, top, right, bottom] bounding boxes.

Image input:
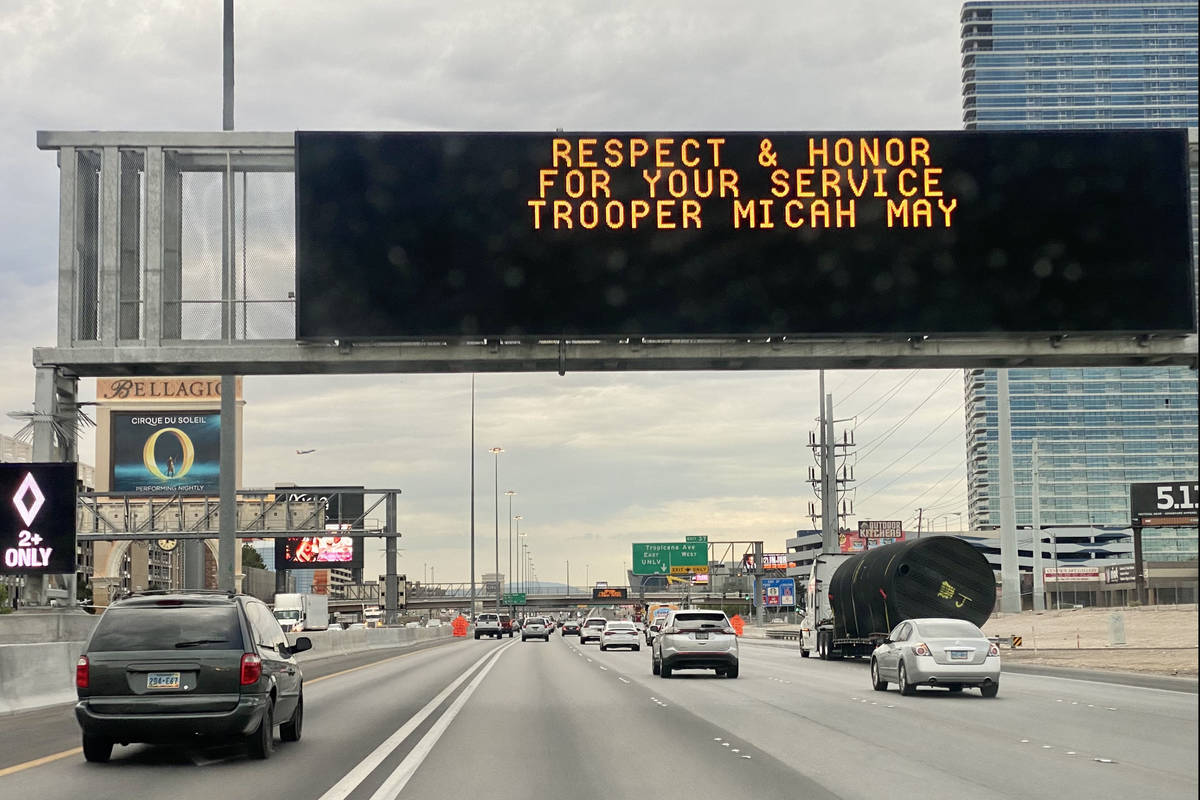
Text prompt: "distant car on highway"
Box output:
[[521, 616, 552, 642], [870, 618, 1000, 697], [579, 616, 608, 644], [74, 590, 310, 762], [561, 619, 581, 636], [475, 612, 503, 639], [599, 620, 641, 651], [652, 609, 739, 678]]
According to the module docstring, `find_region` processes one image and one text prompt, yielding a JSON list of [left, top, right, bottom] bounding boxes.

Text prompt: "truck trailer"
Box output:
[[273, 592, 331, 632], [798, 536, 996, 660]]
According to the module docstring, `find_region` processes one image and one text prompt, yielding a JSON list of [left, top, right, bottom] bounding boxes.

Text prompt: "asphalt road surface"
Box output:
[[2, 635, 1195, 799]]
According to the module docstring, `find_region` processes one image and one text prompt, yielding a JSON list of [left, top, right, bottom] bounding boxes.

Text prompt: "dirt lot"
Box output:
[[982, 605, 1198, 676]]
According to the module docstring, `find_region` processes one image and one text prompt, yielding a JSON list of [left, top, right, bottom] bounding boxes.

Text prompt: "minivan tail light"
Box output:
[[76, 655, 89, 689], [240, 653, 262, 685]]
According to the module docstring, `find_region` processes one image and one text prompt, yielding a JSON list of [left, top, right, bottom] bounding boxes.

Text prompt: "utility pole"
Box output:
[[1031, 440, 1045, 611], [469, 376, 476, 619], [215, 0, 237, 594], [916, 508, 923, 538], [809, 370, 855, 553], [996, 369, 1021, 613]]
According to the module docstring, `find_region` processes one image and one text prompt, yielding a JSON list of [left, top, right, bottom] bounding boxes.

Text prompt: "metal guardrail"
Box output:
[[764, 628, 802, 640]]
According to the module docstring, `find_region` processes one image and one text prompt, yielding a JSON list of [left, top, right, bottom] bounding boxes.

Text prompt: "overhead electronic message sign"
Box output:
[[0, 463, 77, 574], [296, 130, 1194, 340]]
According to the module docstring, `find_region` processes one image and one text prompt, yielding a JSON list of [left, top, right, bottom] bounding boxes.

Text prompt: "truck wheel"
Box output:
[[800, 648, 810, 658], [898, 662, 916, 696], [652, 656, 661, 675], [870, 659, 888, 692]]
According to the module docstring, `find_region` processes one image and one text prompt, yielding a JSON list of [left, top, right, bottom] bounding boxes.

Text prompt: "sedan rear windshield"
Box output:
[[89, 606, 243, 651], [915, 620, 984, 639], [672, 613, 728, 629], [584, 619, 607, 627]]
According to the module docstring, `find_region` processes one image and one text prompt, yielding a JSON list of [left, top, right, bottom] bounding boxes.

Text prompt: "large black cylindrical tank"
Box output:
[[828, 536, 996, 639]]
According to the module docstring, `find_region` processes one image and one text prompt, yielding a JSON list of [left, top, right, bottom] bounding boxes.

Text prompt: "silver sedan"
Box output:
[[870, 618, 1000, 697]]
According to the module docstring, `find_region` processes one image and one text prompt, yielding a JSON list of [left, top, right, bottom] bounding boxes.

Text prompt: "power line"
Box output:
[[856, 425, 964, 503], [848, 370, 920, 425], [857, 372, 957, 461], [882, 456, 969, 520], [838, 370, 881, 406]]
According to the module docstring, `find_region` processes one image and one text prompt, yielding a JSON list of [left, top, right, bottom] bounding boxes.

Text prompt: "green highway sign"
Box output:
[[685, 535, 708, 543], [501, 593, 527, 605], [632, 542, 707, 575]]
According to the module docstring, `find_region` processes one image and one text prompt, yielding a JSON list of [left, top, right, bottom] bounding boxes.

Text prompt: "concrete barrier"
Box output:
[[0, 641, 86, 715], [0, 609, 98, 644], [0, 623, 453, 716]]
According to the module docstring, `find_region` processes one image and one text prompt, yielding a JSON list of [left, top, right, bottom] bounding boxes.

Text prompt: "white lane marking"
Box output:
[[1095, 758, 1115, 764], [618, 677, 631, 684], [1042, 745, 1053, 749], [722, 742, 731, 747], [586, 658, 593, 663], [740, 755, 752, 759], [599, 666, 608, 671], [732, 749, 740, 753], [317, 644, 509, 800], [373, 642, 515, 799], [1066, 751, 1077, 756], [1020, 739, 1030, 743]]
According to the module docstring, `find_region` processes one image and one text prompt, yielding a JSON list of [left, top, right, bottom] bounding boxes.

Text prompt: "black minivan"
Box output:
[[75, 590, 310, 762]]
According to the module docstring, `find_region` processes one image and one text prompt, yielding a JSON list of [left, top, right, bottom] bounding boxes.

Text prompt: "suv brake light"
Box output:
[[912, 642, 931, 656], [240, 653, 263, 685], [721, 626, 737, 635], [76, 655, 89, 689]]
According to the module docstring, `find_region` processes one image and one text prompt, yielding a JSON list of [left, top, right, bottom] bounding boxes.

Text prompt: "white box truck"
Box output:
[[273, 593, 330, 632]]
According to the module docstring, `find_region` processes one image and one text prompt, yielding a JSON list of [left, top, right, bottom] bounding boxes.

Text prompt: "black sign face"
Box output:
[[858, 520, 904, 539], [295, 130, 1194, 340], [593, 587, 628, 600], [0, 463, 77, 575], [274, 486, 366, 573], [1104, 564, 1137, 584], [275, 535, 364, 570], [1130, 481, 1200, 527]]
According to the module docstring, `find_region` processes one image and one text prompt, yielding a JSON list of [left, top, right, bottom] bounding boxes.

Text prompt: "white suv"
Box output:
[[579, 616, 608, 644], [651, 609, 739, 678], [474, 612, 503, 639]]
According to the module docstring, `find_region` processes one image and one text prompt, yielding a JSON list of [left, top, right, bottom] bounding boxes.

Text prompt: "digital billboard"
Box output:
[[0, 463, 77, 574], [110, 411, 220, 494], [275, 532, 364, 570], [593, 587, 629, 600], [296, 130, 1194, 340], [1130, 481, 1199, 527]]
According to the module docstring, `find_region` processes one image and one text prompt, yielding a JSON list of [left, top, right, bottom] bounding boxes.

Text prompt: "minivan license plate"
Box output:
[[695, 632, 709, 640], [147, 672, 181, 689]]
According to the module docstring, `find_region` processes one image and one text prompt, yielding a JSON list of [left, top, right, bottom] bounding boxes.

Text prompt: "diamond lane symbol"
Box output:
[[13, 472, 45, 527]]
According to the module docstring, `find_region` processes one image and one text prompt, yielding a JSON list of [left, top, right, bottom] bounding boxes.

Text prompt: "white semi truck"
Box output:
[[273, 592, 330, 632]]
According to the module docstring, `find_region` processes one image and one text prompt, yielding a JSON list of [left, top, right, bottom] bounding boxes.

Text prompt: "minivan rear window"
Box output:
[[89, 606, 243, 651]]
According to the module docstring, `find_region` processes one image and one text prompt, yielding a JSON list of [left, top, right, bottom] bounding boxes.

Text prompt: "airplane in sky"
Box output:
[[296, 449, 316, 455]]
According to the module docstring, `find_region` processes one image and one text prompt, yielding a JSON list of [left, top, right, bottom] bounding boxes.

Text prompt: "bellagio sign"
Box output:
[[0, 463, 77, 574]]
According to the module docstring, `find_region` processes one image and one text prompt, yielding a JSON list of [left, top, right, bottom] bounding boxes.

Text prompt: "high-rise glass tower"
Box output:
[[960, 1, 1199, 561]]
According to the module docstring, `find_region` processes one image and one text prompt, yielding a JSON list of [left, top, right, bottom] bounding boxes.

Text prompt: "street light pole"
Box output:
[[490, 447, 503, 612], [469, 375, 476, 620], [505, 491, 516, 595]]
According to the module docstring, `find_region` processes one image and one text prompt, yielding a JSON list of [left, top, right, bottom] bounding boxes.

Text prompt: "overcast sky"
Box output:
[[0, 1, 970, 587]]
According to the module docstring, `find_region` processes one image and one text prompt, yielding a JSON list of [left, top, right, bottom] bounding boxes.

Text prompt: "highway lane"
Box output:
[[590, 636, 1198, 800], [2, 631, 1194, 799]]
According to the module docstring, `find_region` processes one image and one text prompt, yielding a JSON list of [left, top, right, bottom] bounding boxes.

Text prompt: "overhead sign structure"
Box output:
[[632, 542, 707, 575], [1130, 481, 1199, 527], [761, 578, 797, 607], [0, 463, 77, 574], [593, 587, 629, 600], [296, 129, 1194, 340]]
